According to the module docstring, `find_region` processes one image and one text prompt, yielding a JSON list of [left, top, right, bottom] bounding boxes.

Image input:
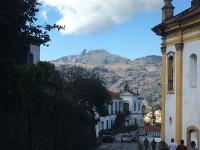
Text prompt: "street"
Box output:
[[95, 142, 139, 150]]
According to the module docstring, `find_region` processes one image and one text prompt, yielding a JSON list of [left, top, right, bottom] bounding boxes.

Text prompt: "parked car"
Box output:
[[100, 131, 115, 143], [121, 134, 132, 143]]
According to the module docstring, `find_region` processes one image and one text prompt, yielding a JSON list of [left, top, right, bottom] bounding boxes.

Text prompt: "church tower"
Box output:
[[162, 0, 174, 22]]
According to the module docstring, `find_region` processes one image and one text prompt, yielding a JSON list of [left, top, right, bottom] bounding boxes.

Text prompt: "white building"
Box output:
[[144, 124, 161, 142], [29, 43, 40, 64], [95, 82, 145, 137], [27, 38, 41, 64], [152, 0, 200, 147]]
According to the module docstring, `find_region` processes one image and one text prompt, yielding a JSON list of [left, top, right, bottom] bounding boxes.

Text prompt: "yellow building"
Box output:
[[152, 0, 200, 147]]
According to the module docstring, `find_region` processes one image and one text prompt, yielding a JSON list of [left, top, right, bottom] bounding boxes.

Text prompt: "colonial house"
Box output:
[[152, 0, 200, 147], [95, 82, 145, 137]]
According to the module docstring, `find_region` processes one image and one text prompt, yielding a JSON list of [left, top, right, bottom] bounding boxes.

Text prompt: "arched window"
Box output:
[[190, 54, 197, 88], [168, 55, 174, 91]]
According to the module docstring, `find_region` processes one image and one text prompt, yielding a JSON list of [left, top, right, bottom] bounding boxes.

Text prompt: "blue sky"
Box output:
[[38, 0, 190, 61]]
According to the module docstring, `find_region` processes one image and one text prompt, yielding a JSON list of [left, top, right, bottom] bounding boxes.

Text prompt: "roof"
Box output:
[[145, 125, 161, 132], [120, 90, 138, 96], [152, 6, 200, 35], [123, 81, 139, 96], [108, 91, 121, 99]]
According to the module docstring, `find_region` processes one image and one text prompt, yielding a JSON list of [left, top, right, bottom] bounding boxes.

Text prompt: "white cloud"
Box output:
[[41, 10, 48, 20], [40, 0, 162, 35]]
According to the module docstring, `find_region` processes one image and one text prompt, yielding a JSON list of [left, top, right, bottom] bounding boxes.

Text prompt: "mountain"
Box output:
[[55, 49, 131, 65], [51, 49, 162, 107]]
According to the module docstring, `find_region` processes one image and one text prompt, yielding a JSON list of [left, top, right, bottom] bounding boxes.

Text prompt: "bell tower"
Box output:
[[162, 0, 175, 22]]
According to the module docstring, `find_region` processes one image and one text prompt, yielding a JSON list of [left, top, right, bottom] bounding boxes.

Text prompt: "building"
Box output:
[[17, 37, 41, 65], [144, 110, 161, 142], [26, 38, 41, 64], [144, 125, 161, 141], [152, 0, 200, 147], [95, 82, 145, 137]]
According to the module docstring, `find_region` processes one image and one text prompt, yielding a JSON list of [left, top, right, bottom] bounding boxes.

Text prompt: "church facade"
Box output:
[[152, 0, 200, 147], [95, 83, 145, 137]]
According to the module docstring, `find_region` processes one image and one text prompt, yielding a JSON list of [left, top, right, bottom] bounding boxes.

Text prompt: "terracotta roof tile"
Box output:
[[145, 125, 161, 132]]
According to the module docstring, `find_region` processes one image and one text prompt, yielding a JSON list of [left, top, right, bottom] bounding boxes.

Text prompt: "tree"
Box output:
[[61, 66, 111, 116], [0, 0, 64, 63], [0, 63, 111, 150], [112, 112, 126, 130]]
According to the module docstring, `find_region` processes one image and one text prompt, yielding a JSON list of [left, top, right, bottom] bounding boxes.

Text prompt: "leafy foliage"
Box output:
[[0, 62, 110, 150], [112, 112, 127, 130], [0, 0, 64, 62], [61, 66, 111, 116]]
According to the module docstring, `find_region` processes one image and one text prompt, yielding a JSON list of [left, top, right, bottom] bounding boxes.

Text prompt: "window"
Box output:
[[123, 103, 129, 113], [111, 120, 113, 128], [119, 102, 121, 112], [134, 102, 136, 111], [168, 55, 174, 91], [101, 121, 104, 130], [106, 120, 109, 129], [110, 102, 113, 114], [115, 102, 117, 114], [190, 54, 197, 88], [138, 102, 141, 111]]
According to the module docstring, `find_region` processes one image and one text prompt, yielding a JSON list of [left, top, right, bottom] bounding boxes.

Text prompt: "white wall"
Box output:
[[164, 39, 200, 144], [182, 39, 200, 143], [120, 93, 144, 128], [30, 44, 40, 64]]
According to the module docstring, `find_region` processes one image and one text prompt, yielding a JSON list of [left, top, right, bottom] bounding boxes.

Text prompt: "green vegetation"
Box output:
[[111, 112, 138, 134], [112, 125, 138, 134], [0, 62, 111, 150], [0, 0, 63, 64]]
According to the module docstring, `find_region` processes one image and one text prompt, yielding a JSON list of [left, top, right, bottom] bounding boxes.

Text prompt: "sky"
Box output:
[[38, 0, 191, 61]]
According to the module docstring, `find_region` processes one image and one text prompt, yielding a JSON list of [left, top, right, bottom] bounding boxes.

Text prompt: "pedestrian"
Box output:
[[176, 140, 187, 150], [188, 141, 198, 150], [144, 138, 149, 150], [159, 140, 169, 150], [168, 138, 177, 150], [151, 139, 157, 150]]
